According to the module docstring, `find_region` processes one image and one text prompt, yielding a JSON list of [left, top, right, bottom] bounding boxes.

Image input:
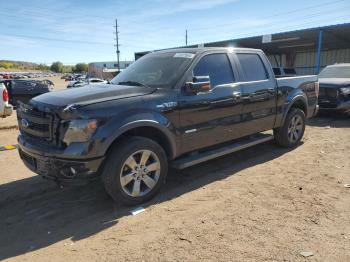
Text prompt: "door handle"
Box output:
[[232, 91, 241, 99], [267, 88, 275, 93]]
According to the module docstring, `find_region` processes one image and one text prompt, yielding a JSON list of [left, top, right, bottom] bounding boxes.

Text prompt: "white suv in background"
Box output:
[[0, 83, 13, 118]]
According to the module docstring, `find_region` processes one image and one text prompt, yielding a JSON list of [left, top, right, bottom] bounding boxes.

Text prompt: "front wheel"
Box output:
[[102, 137, 168, 205], [274, 108, 305, 147]]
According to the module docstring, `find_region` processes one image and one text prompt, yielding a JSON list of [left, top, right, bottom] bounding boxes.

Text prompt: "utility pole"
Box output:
[[114, 19, 120, 71], [185, 29, 188, 46]]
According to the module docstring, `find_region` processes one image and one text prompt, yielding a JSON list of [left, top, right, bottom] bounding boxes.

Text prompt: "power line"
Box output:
[[0, 33, 112, 46], [190, 16, 350, 46], [0, 0, 347, 45], [1, 0, 346, 38], [119, 0, 348, 37], [0, 0, 349, 55], [188, 0, 348, 32], [187, 8, 350, 44], [0, 6, 114, 21]]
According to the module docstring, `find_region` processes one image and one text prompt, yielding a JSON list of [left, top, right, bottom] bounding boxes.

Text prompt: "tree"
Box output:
[[0, 61, 16, 69], [36, 63, 50, 71], [62, 65, 74, 73], [50, 61, 64, 73], [73, 63, 88, 73]]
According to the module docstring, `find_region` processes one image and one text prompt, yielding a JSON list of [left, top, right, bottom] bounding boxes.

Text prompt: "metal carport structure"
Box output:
[[135, 23, 350, 75]]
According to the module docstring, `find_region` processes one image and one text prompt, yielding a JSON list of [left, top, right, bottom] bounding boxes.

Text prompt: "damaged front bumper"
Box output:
[[18, 136, 105, 185], [319, 100, 350, 114]]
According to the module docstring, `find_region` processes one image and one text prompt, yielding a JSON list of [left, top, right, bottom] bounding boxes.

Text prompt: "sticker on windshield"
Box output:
[[174, 53, 195, 59]]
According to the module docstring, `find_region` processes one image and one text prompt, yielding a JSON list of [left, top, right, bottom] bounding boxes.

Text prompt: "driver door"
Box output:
[[179, 52, 243, 154]]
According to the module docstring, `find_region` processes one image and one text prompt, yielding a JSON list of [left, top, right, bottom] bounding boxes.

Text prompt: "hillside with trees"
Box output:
[[0, 60, 49, 71], [0, 60, 89, 73]]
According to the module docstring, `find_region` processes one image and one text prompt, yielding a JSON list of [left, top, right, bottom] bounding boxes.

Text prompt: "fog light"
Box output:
[[70, 167, 77, 175], [60, 167, 77, 178]]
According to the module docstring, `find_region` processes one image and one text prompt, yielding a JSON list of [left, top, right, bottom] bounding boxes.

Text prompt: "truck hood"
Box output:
[[319, 78, 350, 87], [32, 84, 156, 107]]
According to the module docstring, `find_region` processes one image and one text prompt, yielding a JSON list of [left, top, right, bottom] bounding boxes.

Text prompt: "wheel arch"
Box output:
[[282, 95, 308, 126], [105, 120, 177, 160]]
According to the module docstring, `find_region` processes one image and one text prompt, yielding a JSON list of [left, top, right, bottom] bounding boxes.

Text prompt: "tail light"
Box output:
[[2, 88, 9, 102], [301, 82, 319, 98], [314, 82, 319, 98]]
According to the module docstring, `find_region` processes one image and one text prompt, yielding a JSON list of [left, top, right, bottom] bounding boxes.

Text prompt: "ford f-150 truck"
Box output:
[[17, 48, 319, 205], [1, 79, 53, 107]]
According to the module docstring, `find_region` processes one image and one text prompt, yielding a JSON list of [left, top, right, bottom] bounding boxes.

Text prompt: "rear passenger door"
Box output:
[[234, 52, 277, 135]]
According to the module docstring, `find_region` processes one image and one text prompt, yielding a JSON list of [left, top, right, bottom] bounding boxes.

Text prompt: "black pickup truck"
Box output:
[[17, 48, 319, 205], [0, 79, 53, 106]]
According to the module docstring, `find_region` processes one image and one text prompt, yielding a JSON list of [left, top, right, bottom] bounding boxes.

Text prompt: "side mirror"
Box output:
[[185, 76, 211, 94]]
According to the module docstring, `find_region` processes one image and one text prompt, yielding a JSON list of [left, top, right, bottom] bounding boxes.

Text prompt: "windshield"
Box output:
[[319, 66, 350, 78], [110, 52, 194, 88]]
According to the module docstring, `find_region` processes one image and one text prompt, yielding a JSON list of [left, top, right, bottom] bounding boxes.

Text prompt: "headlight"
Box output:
[[63, 119, 98, 145], [339, 87, 350, 96]]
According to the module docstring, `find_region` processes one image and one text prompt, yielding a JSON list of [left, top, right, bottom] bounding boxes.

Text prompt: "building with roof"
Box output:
[[135, 23, 350, 75], [88, 60, 133, 79]]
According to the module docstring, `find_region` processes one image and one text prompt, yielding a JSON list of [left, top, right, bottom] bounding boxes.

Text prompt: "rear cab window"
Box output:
[[193, 53, 235, 87], [273, 67, 281, 75], [236, 53, 268, 81], [284, 68, 296, 75]]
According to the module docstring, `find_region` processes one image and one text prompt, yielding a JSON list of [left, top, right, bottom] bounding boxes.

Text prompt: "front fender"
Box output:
[[96, 110, 178, 159]]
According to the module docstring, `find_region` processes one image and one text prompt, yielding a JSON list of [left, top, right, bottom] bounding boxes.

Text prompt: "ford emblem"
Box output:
[[21, 119, 29, 128]]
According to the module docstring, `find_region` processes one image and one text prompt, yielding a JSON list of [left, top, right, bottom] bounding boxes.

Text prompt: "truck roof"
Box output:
[[326, 63, 350, 67], [154, 47, 263, 55]]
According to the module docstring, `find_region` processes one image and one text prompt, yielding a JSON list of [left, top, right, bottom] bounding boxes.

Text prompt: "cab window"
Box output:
[[193, 53, 235, 87], [237, 53, 268, 81]]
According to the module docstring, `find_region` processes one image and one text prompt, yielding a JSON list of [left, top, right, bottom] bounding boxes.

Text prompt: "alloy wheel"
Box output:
[[120, 150, 161, 197], [287, 115, 303, 143]]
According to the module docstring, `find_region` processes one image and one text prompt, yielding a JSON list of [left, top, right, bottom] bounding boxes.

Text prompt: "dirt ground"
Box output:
[[0, 78, 349, 261]]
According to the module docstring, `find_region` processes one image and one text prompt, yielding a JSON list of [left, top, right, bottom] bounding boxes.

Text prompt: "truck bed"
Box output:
[[276, 75, 318, 88]]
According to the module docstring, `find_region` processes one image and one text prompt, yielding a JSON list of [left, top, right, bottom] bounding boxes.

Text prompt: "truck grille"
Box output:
[[17, 103, 53, 140], [319, 86, 339, 100]]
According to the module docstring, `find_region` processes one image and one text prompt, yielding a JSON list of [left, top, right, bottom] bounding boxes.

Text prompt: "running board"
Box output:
[[172, 133, 274, 169]]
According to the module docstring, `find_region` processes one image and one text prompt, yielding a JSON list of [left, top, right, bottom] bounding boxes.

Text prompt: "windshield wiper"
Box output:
[[117, 81, 150, 88]]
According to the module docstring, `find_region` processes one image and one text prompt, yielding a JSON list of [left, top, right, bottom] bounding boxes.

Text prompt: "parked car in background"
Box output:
[[76, 75, 87, 80], [61, 74, 71, 80], [67, 80, 87, 88], [318, 63, 350, 114], [273, 67, 297, 78], [0, 83, 13, 118], [17, 47, 319, 205], [67, 78, 107, 88], [2, 74, 12, 79], [65, 75, 75, 81], [87, 78, 108, 84], [0, 79, 53, 106]]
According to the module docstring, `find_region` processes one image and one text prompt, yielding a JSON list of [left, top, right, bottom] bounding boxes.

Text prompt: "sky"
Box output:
[[0, 0, 349, 65]]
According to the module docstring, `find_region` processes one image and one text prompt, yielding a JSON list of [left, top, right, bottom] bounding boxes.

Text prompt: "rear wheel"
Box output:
[[274, 108, 305, 147], [102, 137, 168, 205]]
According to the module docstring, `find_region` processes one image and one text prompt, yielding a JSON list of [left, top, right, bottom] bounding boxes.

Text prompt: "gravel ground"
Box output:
[[0, 116, 349, 262], [0, 77, 349, 261]]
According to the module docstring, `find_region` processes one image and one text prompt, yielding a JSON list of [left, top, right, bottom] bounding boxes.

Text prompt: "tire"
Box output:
[[102, 136, 168, 205], [274, 108, 305, 147]]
